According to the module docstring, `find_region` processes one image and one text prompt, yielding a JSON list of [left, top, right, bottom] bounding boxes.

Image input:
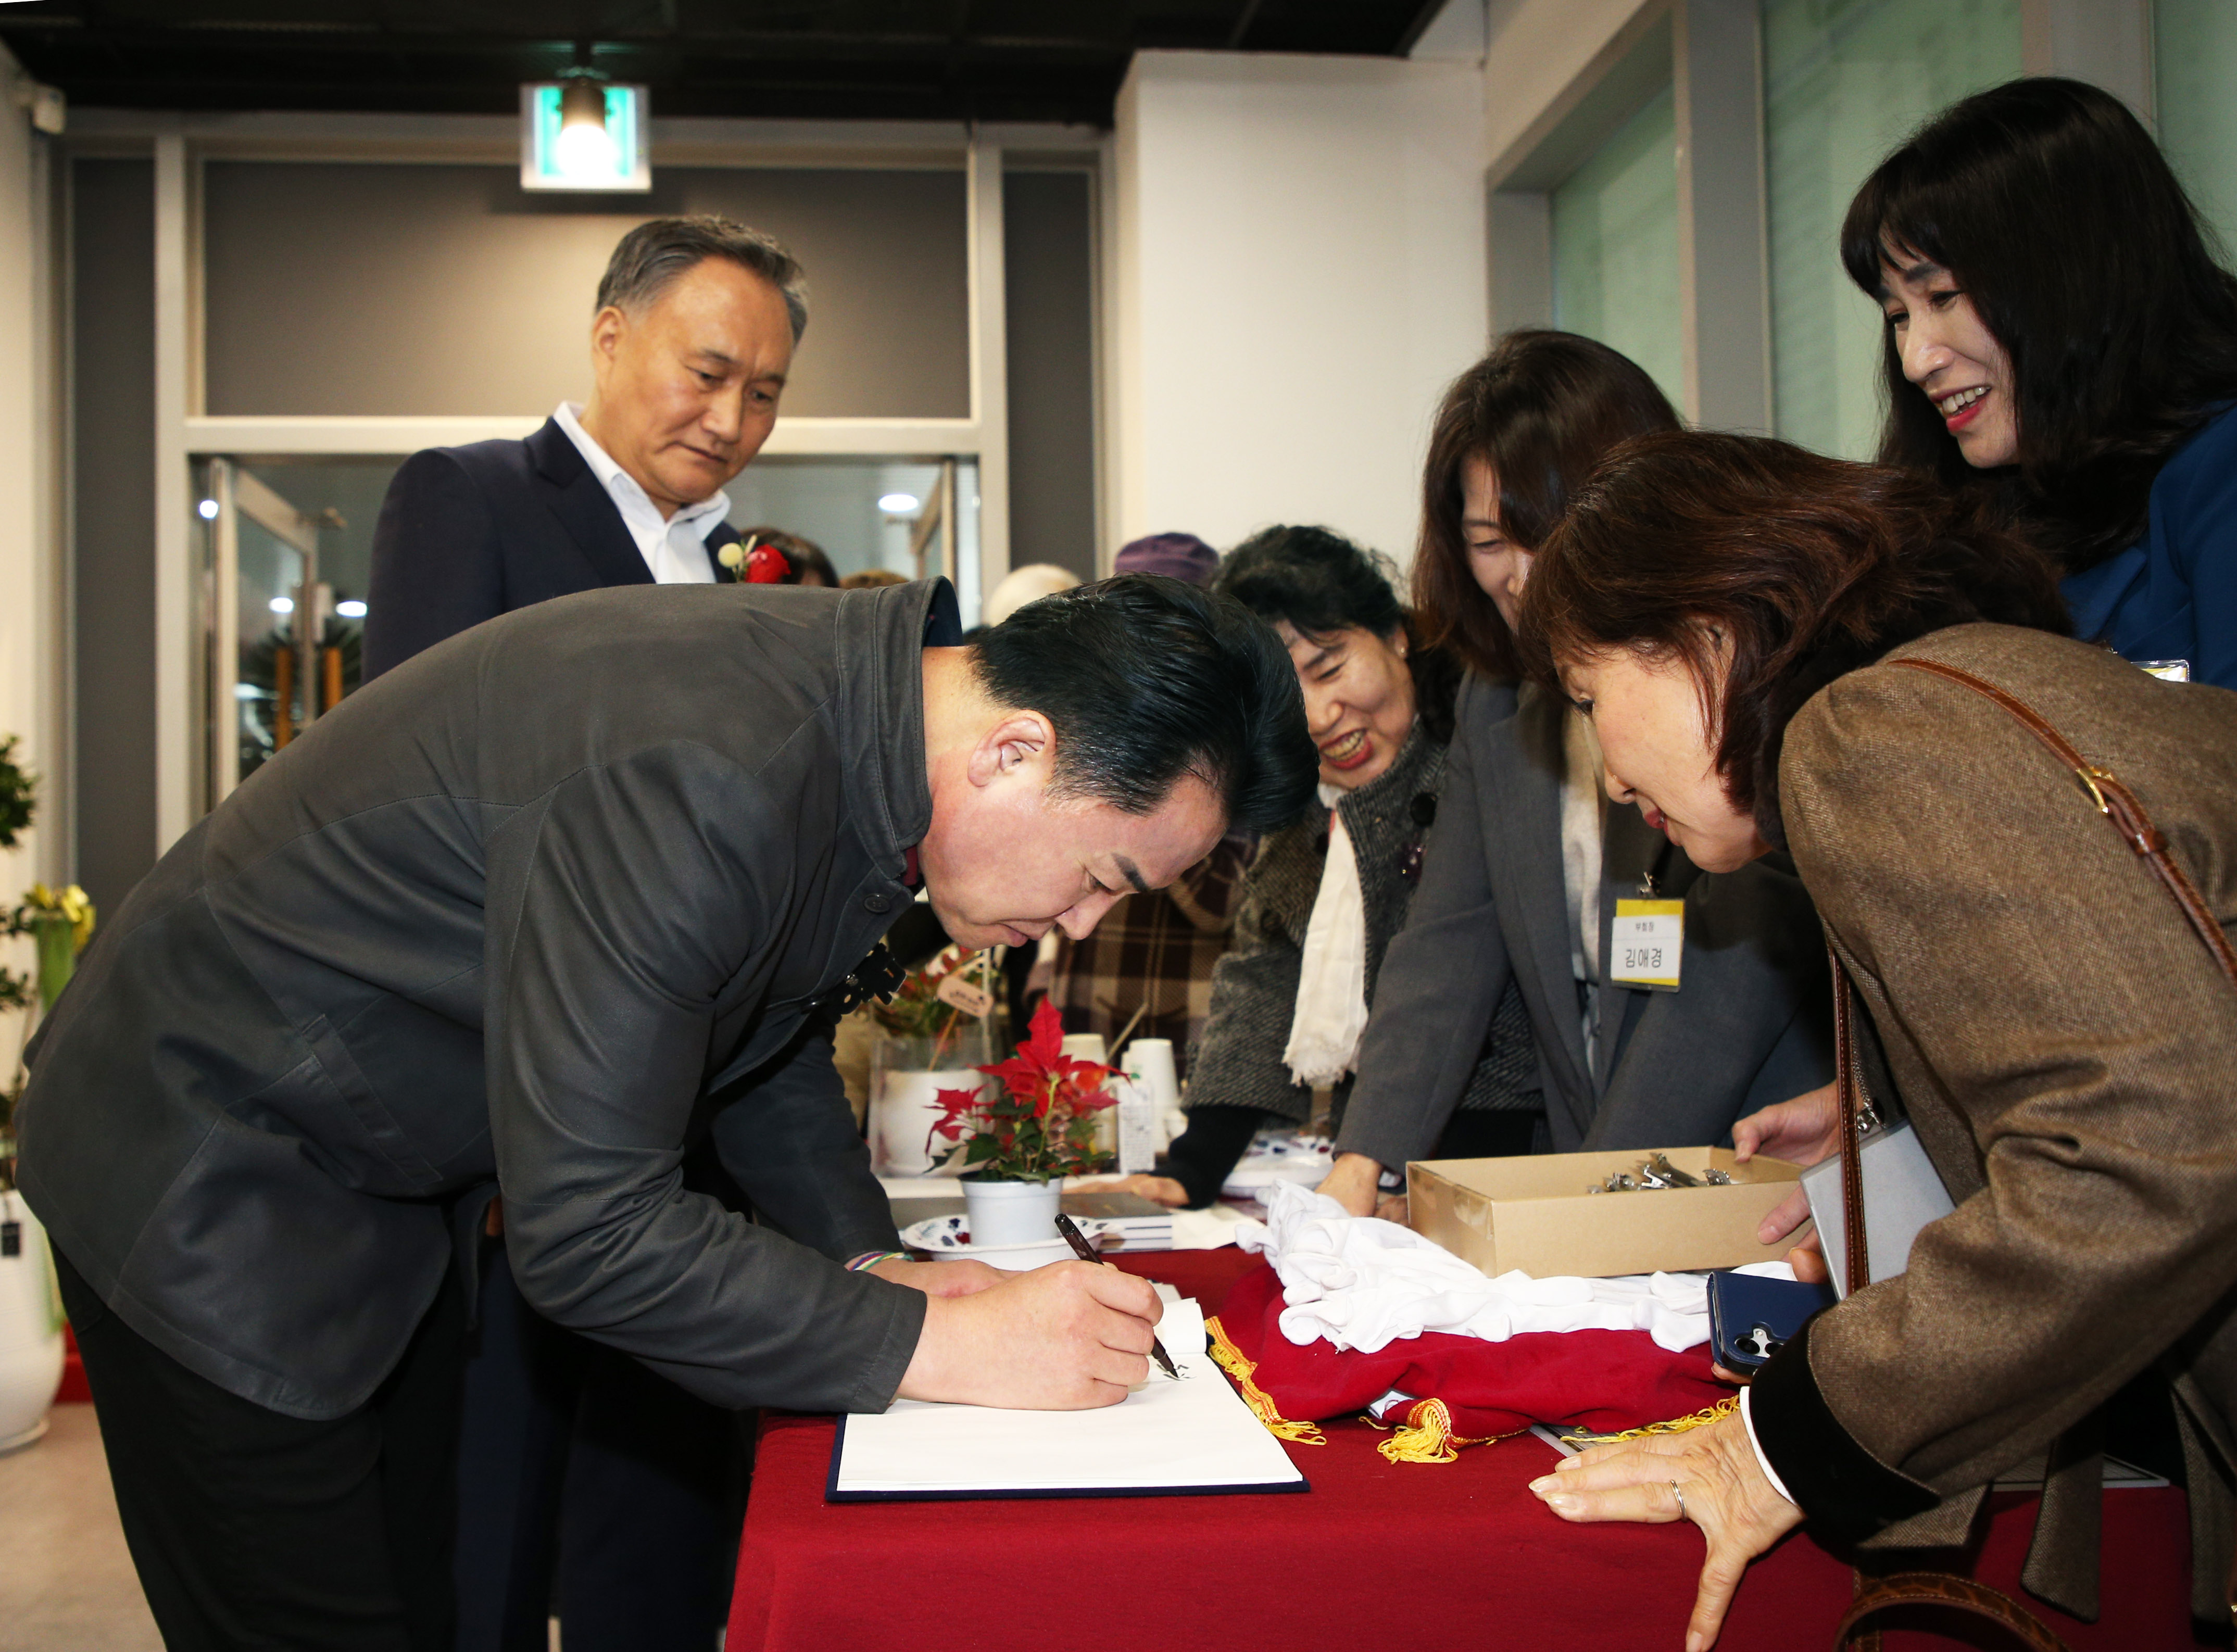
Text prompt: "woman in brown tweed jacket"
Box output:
[[1516, 432, 2237, 1647]]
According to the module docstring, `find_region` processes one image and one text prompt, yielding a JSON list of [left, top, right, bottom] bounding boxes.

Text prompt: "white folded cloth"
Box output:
[[1234, 1181, 1792, 1355]]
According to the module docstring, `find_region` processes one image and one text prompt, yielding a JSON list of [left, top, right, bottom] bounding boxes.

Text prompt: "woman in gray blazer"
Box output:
[[1319, 332, 1835, 1216], [1120, 526, 1539, 1208]]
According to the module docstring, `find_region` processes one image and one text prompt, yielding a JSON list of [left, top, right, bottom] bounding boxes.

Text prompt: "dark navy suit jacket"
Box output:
[[365, 417, 743, 682], [2062, 401, 2237, 690]]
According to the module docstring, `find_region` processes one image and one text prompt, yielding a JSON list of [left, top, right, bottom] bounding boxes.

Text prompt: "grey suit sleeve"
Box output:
[[486, 747, 924, 1414], [365, 449, 505, 679], [1336, 688, 1517, 1171], [707, 1022, 902, 1264], [1185, 864, 1314, 1124]]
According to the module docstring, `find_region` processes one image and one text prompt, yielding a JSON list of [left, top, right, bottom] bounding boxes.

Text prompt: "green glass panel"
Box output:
[[1552, 84, 1684, 413], [2157, 0, 2237, 259], [1764, 0, 2021, 459]]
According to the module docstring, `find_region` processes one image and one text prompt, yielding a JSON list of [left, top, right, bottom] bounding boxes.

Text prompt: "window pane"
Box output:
[[2157, 0, 2237, 257], [1552, 84, 1683, 412], [1765, 0, 2021, 459]]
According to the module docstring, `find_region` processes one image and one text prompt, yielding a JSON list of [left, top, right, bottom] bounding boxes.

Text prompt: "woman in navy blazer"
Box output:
[[1843, 77, 2237, 687]]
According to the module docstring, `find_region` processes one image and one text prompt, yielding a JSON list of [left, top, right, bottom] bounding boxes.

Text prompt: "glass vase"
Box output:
[[868, 1024, 994, 1177]]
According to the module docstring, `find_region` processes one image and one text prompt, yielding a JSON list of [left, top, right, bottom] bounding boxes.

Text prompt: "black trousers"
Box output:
[[55, 1245, 463, 1651], [453, 1244, 744, 1652]]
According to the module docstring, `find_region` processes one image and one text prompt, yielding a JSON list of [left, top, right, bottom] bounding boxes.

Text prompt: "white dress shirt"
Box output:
[[552, 401, 732, 585]]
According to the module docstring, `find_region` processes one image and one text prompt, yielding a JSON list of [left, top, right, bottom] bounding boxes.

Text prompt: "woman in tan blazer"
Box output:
[[1512, 431, 2237, 1648]]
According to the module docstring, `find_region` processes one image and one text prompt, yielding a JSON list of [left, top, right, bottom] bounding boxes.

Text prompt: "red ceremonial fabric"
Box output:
[[1213, 1257, 1731, 1437], [729, 1249, 2201, 1652]]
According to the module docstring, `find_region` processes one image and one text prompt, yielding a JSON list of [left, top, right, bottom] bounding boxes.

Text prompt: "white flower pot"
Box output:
[[0, 1193, 65, 1454], [963, 1177, 1064, 1249]]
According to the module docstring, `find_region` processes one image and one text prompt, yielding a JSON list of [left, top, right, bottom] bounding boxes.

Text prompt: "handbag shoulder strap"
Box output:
[[1890, 657, 2237, 989], [1840, 1572, 2071, 1652], [1831, 941, 1871, 1295], [1831, 655, 2237, 1293]]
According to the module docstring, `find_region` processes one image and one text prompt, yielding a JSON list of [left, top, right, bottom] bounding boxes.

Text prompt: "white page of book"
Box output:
[[831, 1299, 1306, 1498]]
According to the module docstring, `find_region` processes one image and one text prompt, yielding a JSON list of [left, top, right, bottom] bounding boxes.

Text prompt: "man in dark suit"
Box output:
[[364, 213, 798, 678], [361, 216, 802, 1651], [19, 576, 1318, 1649]]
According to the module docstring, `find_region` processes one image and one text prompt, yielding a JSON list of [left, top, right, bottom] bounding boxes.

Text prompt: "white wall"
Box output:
[[1110, 52, 1488, 568], [0, 44, 61, 911]]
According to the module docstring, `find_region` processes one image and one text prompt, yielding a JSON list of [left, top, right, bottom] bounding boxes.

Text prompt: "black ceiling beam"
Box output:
[[0, 0, 1437, 129]]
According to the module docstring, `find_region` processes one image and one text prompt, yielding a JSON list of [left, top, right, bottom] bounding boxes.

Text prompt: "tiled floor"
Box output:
[[0, 1407, 597, 1651], [0, 1405, 162, 1651]]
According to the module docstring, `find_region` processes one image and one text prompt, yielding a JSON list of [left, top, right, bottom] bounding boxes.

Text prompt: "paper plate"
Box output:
[[899, 1214, 1120, 1272]]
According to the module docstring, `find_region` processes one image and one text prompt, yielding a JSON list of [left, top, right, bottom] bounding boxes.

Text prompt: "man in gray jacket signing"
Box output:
[[17, 573, 1314, 1649]]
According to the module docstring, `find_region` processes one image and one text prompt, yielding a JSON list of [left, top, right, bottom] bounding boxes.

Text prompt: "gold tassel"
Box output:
[[1203, 1316, 1326, 1446], [1560, 1394, 1740, 1449], [1361, 1397, 1515, 1464]]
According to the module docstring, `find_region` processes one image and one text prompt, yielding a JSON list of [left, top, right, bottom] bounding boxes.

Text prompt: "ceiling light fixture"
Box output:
[[521, 72, 650, 194], [335, 600, 368, 620], [878, 493, 921, 514]]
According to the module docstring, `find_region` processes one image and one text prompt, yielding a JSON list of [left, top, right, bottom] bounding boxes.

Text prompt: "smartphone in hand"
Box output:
[[1708, 1271, 1837, 1373]]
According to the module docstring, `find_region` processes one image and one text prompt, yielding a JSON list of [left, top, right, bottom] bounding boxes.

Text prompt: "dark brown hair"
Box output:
[[1843, 78, 2237, 575], [1414, 330, 1681, 679], [1517, 431, 2070, 849]]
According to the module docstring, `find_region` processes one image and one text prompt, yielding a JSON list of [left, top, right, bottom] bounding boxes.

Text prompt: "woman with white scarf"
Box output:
[[1120, 526, 1540, 1210]]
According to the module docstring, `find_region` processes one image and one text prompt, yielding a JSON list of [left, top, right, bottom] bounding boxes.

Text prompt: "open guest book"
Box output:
[[828, 1298, 1309, 1502]]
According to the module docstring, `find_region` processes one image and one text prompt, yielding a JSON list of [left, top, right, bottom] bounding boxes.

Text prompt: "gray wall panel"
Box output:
[[203, 163, 969, 419], [71, 158, 158, 917], [1002, 169, 1096, 579]]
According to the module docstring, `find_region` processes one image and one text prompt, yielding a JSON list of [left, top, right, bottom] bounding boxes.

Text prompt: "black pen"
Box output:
[[1052, 1211, 1179, 1380]]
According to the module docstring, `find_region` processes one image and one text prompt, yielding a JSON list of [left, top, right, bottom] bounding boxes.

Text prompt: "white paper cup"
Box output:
[[1122, 1038, 1180, 1110]]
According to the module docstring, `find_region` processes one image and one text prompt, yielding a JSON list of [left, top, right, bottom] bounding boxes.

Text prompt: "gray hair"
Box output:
[[596, 215, 809, 343]]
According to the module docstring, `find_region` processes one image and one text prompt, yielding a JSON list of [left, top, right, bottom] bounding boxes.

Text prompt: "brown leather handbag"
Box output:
[[1828, 658, 2237, 1652]]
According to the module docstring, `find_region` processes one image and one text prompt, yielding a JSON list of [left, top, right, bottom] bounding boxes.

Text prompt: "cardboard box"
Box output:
[[1408, 1147, 1804, 1279]]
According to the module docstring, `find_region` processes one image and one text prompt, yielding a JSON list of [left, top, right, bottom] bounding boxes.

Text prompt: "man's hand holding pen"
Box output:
[[895, 1262, 1166, 1409]]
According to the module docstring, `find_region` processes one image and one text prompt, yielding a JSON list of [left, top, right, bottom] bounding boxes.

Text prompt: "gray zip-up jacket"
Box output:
[[19, 580, 952, 1420]]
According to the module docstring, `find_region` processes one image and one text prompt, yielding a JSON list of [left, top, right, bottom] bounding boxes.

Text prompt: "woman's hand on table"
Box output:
[[1111, 1174, 1191, 1208], [896, 1260, 1164, 1409], [1732, 1081, 1841, 1261], [1528, 1414, 1801, 1652], [866, 1257, 1006, 1297], [1316, 1152, 1385, 1217]]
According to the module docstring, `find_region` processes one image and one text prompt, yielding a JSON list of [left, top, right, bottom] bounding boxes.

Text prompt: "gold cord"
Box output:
[[1359, 1397, 1516, 1464], [1203, 1316, 1327, 1446], [1559, 1394, 1740, 1448]]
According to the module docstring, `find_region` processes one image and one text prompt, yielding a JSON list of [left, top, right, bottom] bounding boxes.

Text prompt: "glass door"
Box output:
[[200, 456, 395, 808], [207, 461, 321, 799]]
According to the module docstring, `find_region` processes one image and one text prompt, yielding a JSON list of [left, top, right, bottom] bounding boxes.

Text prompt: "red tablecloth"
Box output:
[[727, 1251, 2198, 1651]]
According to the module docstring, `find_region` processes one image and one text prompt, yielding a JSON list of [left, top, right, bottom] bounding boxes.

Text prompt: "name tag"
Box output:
[[1610, 898, 1683, 991]]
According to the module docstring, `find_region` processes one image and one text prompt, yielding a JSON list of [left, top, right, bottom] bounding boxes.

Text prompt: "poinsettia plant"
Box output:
[[929, 999, 1117, 1182]]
